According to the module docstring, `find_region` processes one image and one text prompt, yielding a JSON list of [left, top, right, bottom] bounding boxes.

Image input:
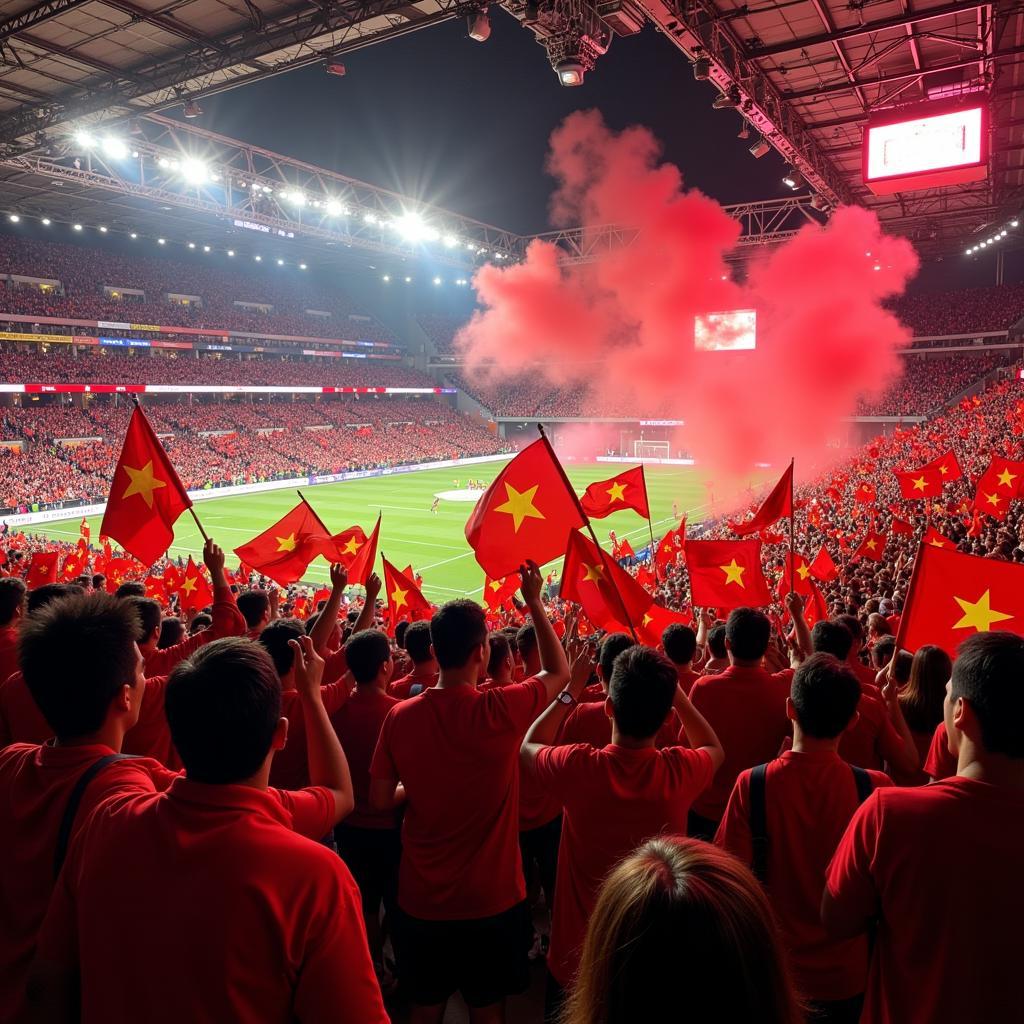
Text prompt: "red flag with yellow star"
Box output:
[[26, 552, 59, 589], [973, 456, 1024, 521], [465, 438, 585, 578], [347, 514, 380, 587], [382, 557, 432, 625], [730, 463, 793, 537], [897, 542, 1024, 655], [852, 531, 887, 562], [655, 519, 686, 572], [894, 467, 944, 500], [233, 500, 335, 587], [176, 555, 213, 612], [483, 573, 520, 611], [920, 450, 963, 482], [579, 466, 650, 520], [330, 524, 368, 566], [853, 481, 877, 505], [785, 551, 814, 595], [683, 540, 771, 610], [61, 551, 85, 581], [922, 526, 955, 550], [100, 405, 192, 566]]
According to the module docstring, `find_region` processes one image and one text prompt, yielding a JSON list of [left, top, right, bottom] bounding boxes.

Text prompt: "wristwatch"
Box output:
[[556, 690, 577, 707]]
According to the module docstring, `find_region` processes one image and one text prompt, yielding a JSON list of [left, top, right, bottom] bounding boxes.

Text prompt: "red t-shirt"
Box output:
[[675, 664, 700, 696], [142, 585, 245, 677], [0, 670, 52, 748], [826, 776, 1024, 1024], [923, 722, 957, 780], [0, 742, 177, 1023], [689, 665, 791, 821], [322, 645, 349, 687], [330, 686, 399, 829], [388, 665, 438, 700], [0, 623, 19, 692], [270, 682, 350, 791], [531, 742, 714, 986], [370, 677, 548, 920], [35, 777, 386, 1024], [558, 701, 681, 750], [716, 750, 893, 1000], [839, 690, 905, 772]]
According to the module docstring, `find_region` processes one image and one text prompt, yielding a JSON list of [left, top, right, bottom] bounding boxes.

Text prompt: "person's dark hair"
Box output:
[[166, 637, 282, 784], [346, 629, 392, 685], [949, 632, 1024, 757], [257, 617, 305, 677], [91, 574, 106, 591], [189, 612, 212, 635], [662, 624, 697, 666], [811, 620, 853, 661], [866, 612, 892, 639], [236, 589, 270, 629], [0, 577, 26, 626], [27, 583, 83, 615], [516, 623, 538, 665], [125, 596, 161, 642], [501, 625, 520, 656], [395, 619, 410, 649], [608, 646, 676, 739], [707, 624, 727, 660], [790, 653, 861, 739], [158, 617, 185, 650], [899, 644, 953, 734], [487, 631, 511, 677], [835, 613, 864, 645], [562, 837, 802, 1024], [430, 599, 487, 670], [890, 650, 913, 686], [20, 592, 141, 740], [404, 620, 433, 664], [600, 632, 635, 683], [114, 581, 146, 599], [304, 612, 321, 635], [871, 635, 896, 669], [725, 608, 771, 662]]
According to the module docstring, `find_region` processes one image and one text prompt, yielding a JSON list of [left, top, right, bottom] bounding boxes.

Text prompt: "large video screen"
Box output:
[[694, 309, 757, 352]]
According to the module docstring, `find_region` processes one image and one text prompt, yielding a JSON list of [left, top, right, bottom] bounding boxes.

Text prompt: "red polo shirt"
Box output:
[[838, 689, 905, 771], [371, 676, 548, 920], [689, 665, 791, 821], [35, 777, 386, 1024], [675, 664, 700, 696], [0, 670, 51, 747], [388, 664, 437, 700], [530, 742, 714, 986], [270, 681, 350, 791], [716, 750, 892, 1001], [826, 776, 1024, 1024], [558, 701, 681, 750], [143, 584, 245, 677], [923, 722, 957, 780]]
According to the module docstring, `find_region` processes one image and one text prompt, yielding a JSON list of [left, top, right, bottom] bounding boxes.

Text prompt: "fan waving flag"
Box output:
[[465, 438, 585, 578], [347, 514, 381, 586], [655, 519, 686, 572], [176, 556, 213, 612], [579, 466, 650, 520], [330, 524, 368, 565], [852, 531, 887, 562], [26, 552, 59, 589], [897, 542, 1024, 655], [101, 404, 192, 566], [785, 552, 814, 595], [383, 557, 432, 624], [234, 500, 335, 587], [854, 481, 877, 505], [484, 574, 520, 611], [79, 518, 90, 543], [684, 540, 771, 610], [730, 463, 793, 537], [921, 450, 963, 482], [894, 467, 943, 500]]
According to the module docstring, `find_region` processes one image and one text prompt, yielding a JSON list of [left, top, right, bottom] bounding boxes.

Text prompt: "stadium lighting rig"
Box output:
[[964, 216, 1021, 256]]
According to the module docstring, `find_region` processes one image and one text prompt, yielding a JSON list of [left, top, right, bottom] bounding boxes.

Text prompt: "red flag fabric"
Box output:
[[852, 531, 887, 562], [973, 456, 1024, 521], [579, 466, 650, 520], [313, 587, 331, 608], [61, 552, 84, 580], [79, 518, 90, 542], [808, 545, 840, 583], [784, 552, 814, 595], [483, 574, 520, 611], [103, 557, 137, 593], [26, 552, 59, 589], [922, 526, 955, 550], [891, 517, 914, 537], [144, 576, 165, 600], [347, 514, 381, 587], [897, 543, 1024, 655], [617, 538, 636, 559], [162, 564, 184, 595], [100, 405, 192, 566], [730, 464, 793, 537], [921, 450, 963, 482], [803, 579, 830, 629], [382, 557, 432, 625], [654, 519, 686, 572], [853, 481, 877, 505], [330, 525, 368, 565], [684, 540, 772, 610], [465, 438, 585, 577], [233, 500, 335, 587], [177, 556, 213, 612], [894, 467, 943, 500]]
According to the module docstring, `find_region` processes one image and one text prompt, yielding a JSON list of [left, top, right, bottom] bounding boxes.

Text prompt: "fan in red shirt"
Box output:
[[29, 633, 385, 1024], [717, 653, 893, 1022], [521, 643, 722, 1010], [236, 587, 274, 640], [0, 577, 26, 688], [479, 629, 516, 691], [309, 565, 380, 686], [824, 632, 1024, 1024], [924, 720, 958, 780], [661, 622, 701, 695], [370, 561, 569, 1019], [388, 620, 438, 698]]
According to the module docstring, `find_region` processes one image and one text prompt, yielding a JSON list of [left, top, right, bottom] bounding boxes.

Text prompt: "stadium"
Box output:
[[1, 1, 1022, 1023]]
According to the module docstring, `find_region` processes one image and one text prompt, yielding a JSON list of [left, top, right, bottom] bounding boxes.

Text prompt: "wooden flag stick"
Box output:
[[787, 457, 796, 596]]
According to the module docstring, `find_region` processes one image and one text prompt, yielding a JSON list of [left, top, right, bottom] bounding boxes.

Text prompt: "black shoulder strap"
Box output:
[[748, 763, 770, 883], [851, 764, 873, 805], [53, 753, 135, 879]]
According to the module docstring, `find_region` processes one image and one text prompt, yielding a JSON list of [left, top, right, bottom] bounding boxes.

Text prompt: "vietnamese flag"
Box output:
[[852, 531, 887, 562], [785, 552, 814, 595], [144, 575, 165, 600], [177, 556, 213, 612], [347, 514, 381, 587], [894, 467, 943, 500], [921, 450, 963, 482], [655, 519, 686, 572], [80, 518, 90, 543], [383, 557, 432, 624], [579, 466, 650, 520], [330, 524, 368, 566], [808, 544, 839, 583], [922, 526, 955, 550], [162, 563, 184, 595], [730, 463, 793, 537], [26, 552, 59, 589], [617, 538, 636, 559], [103, 557, 138, 592], [484, 573, 520, 611], [891, 517, 914, 537], [101, 405, 192, 567], [61, 552, 84, 580], [684, 540, 771, 610], [897, 543, 1024, 655], [234, 500, 335, 587], [465, 438, 585, 578], [854, 481, 877, 505]]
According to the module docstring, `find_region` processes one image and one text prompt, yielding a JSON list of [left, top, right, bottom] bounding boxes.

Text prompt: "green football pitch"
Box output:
[[32, 462, 722, 601]]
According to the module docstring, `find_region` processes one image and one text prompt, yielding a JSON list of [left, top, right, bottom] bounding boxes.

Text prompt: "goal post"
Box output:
[[633, 440, 670, 460]]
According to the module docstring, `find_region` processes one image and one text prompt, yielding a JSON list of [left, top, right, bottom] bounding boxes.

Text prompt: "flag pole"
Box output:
[[787, 457, 795, 596], [537, 424, 638, 642], [296, 489, 334, 539], [640, 464, 659, 583]]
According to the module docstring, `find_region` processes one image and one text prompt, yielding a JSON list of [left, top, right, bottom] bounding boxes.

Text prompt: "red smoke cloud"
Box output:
[[456, 110, 919, 497]]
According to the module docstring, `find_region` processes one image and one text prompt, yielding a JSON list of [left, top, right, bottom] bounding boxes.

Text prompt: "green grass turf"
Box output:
[[31, 462, 721, 601]]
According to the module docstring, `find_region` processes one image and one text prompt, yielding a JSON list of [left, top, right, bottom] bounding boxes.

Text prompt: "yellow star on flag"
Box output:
[[606, 481, 627, 502], [276, 533, 297, 552], [121, 460, 167, 509], [929, 538, 947, 548], [720, 559, 746, 587], [796, 563, 810, 580], [642, 613, 653, 628], [997, 469, 1017, 489], [181, 576, 198, 596], [939, 464, 949, 475], [489, 579, 503, 592], [984, 492, 1002, 509], [865, 538, 878, 550], [342, 537, 360, 556], [911, 476, 928, 492], [494, 483, 545, 533], [390, 584, 409, 610], [582, 562, 605, 584], [953, 590, 1013, 633]]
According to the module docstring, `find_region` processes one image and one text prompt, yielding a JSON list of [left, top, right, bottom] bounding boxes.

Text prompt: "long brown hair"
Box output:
[[899, 644, 952, 734], [561, 837, 803, 1024]]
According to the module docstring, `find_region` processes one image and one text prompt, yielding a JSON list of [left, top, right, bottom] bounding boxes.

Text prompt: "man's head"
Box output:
[[516, 623, 538, 674], [27, 583, 83, 615], [0, 577, 27, 627], [946, 632, 1024, 761], [158, 617, 185, 650], [707, 624, 727, 661], [346, 629, 393, 687], [608, 646, 677, 741], [258, 618, 306, 682], [599, 632, 635, 684], [430, 600, 488, 672], [487, 631, 514, 680], [811, 620, 854, 661], [788, 653, 861, 740], [20, 592, 145, 741], [725, 608, 771, 665], [662, 624, 697, 667], [835, 614, 864, 655], [395, 619, 410, 650], [189, 612, 212, 635], [404, 620, 434, 667], [125, 596, 162, 652], [166, 637, 284, 785], [114, 581, 146, 599], [236, 589, 271, 631], [871, 635, 896, 670]]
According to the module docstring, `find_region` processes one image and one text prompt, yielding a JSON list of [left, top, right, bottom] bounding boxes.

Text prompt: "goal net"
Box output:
[[633, 440, 670, 460]]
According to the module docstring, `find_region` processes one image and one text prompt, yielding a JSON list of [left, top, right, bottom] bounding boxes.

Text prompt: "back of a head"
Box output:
[[707, 624, 727, 660], [487, 631, 511, 677], [662, 623, 697, 666], [114, 581, 146, 600], [257, 617, 305, 677], [27, 582, 83, 616], [158, 616, 185, 650], [790, 653, 861, 739], [811, 620, 854, 661], [516, 623, 538, 665], [890, 649, 914, 687], [902, 645, 951, 732], [608, 646, 676, 740], [395, 619, 410, 650], [950, 632, 1024, 758], [599, 632, 635, 683], [0, 577, 26, 626], [125, 596, 162, 643], [404, 620, 433, 665], [20, 592, 141, 741], [166, 637, 282, 784], [867, 612, 892, 638], [835, 613, 864, 646], [236, 589, 270, 630], [726, 608, 771, 663], [190, 612, 212, 635], [346, 628, 392, 685], [430, 599, 486, 670], [564, 836, 801, 1024], [871, 635, 896, 670]]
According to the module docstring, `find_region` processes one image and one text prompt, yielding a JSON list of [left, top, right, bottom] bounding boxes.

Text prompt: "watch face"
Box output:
[[558, 691, 573, 704]]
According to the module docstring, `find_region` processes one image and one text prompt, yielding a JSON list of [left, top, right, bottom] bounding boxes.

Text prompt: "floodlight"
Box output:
[[41, 218, 51, 226], [693, 57, 710, 80], [101, 137, 128, 160], [556, 59, 585, 87], [180, 158, 209, 185], [98, 225, 108, 233], [468, 10, 491, 41], [325, 199, 344, 216], [73, 223, 83, 231], [8, 214, 19, 223], [74, 130, 95, 149]]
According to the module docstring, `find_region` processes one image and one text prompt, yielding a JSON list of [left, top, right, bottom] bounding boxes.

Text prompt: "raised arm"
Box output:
[[350, 572, 381, 637], [785, 591, 813, 660], [520, 559, 569, 701], [522, 641, 593, 763], [310, 563, 348, 655]]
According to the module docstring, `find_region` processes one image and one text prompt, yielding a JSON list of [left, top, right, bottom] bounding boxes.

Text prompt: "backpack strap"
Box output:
[[53, 753, 136, 879], [851, 764, 873, 805], [748, 763, 770, 883]]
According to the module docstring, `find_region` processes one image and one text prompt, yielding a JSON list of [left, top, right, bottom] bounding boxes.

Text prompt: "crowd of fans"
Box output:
[[888, 282, 1024, 336]]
